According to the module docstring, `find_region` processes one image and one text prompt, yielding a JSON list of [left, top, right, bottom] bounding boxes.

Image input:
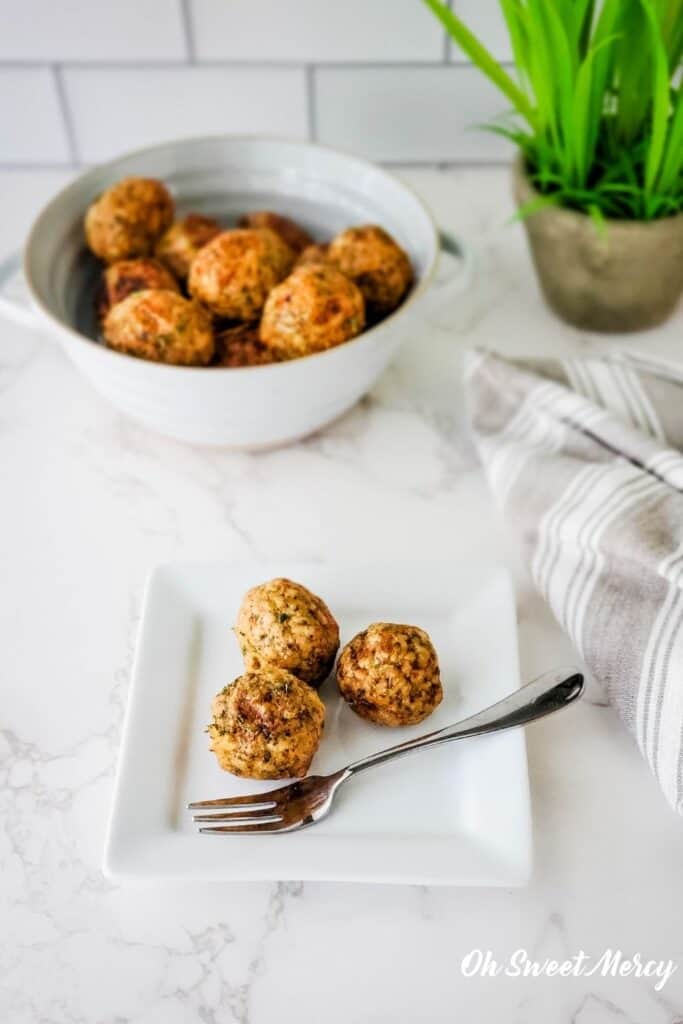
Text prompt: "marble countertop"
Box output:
[[2, 166, 683, 1024]]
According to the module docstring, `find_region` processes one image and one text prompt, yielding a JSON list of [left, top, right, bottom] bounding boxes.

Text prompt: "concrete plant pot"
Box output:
[[513, 157, 683, 332]]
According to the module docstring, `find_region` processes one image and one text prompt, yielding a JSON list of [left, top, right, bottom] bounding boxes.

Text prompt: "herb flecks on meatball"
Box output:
[[328, 224, 413, 321], [103, 289, 214, 366], [189, 228, 294, 320], [155, 213, 222, 281], [238, 210, 314, 255], [260, 264, 365, 360], [336, 622, 442, 727], [96, 258, 180, 322], [208, 668, 325, 779], [236, 578, 339, 689], [85, 177, 174, 264]]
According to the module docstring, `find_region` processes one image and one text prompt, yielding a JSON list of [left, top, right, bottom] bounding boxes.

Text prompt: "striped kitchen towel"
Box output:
[[465, 348, 683, 815]]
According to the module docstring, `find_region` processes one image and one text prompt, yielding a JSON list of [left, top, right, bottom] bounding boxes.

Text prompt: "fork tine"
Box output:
[[192, 806, 282, 823], [187, 793, 280, 811], [198, 819, 299, 835]]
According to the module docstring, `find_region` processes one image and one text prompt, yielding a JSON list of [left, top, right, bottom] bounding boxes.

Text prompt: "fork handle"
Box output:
[[343, 666, 583, 777]]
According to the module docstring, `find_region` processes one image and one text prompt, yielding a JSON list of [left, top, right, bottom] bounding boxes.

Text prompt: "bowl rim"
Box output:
[[24, 133, 440, 377]]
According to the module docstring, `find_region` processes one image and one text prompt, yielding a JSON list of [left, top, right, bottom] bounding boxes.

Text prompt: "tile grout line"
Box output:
[[306, 65, 317, 142], [442, 0, 454, 62], [179, 0, 196, 63], [0, 161, 81, 171], [0, 58, 509, 71], [51, 63, 80, 166]]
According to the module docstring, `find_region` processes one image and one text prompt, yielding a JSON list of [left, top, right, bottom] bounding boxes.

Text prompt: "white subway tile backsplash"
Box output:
[[450, 1, 513, 62], [315, 66, 511, 163], [0, 169, 76, 248], [0, 1, 186, 61], [0, 2, 516, 167], [0, 69, 70, 164], [63, 67, 308, 164], [189, 0, 444, 62]]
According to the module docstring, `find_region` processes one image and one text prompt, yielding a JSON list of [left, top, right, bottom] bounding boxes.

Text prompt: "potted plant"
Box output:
[[423, 0, 683, 332]]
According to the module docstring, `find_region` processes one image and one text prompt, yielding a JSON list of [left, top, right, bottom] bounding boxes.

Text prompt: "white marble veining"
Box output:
[[2, 167, 683, 1024]]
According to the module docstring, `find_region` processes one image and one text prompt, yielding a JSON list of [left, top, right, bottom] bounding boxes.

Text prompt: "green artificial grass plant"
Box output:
[[422, 0, 683, 221]]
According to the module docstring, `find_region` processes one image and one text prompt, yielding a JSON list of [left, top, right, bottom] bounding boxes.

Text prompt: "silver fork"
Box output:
[[188, 666, 583, 835]]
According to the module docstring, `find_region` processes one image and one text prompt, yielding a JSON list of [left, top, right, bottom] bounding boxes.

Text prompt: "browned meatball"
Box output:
[[336, 623, 442, 727], [236, 578, 339, 688], [84, 177, 174, 264], [328, 225, 413, 320], [96, 258, 180, 322], [103, 289, 214, 366], [238, 210, 313, 255], [155, 213, 222, 280], [294, 243, 330, 269], [260, 264, 365, 360], [208, 668, 325, 779], [212, 322, 278, 368], [188, 228, 294, 320]]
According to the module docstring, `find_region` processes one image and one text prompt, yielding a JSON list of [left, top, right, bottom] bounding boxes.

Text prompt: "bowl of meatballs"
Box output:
[[20, 136, 469, 448]]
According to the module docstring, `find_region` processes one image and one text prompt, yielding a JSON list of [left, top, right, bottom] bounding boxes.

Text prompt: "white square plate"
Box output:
[[105, 562, 532, 885]]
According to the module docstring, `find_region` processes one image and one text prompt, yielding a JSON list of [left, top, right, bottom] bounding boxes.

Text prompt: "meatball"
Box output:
[[103, 289, 214, 366], [208, 668, 325, 779], [212, 322, 277, 368], [294, 243, 330, 269], [188, 228, 294, 320], [84, 177, 174, 264], [260, 264, 365, 360], [236, 578, 339, 689], [96, 258, 180, 322], [336, 622, 442, 727], [155, 213, 221, 280], [328, 225, 413, 320], [238, 210, 313, 255]]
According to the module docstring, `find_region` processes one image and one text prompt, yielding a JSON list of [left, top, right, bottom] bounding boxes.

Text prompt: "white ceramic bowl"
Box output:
[[0, 136, 469, 448]]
